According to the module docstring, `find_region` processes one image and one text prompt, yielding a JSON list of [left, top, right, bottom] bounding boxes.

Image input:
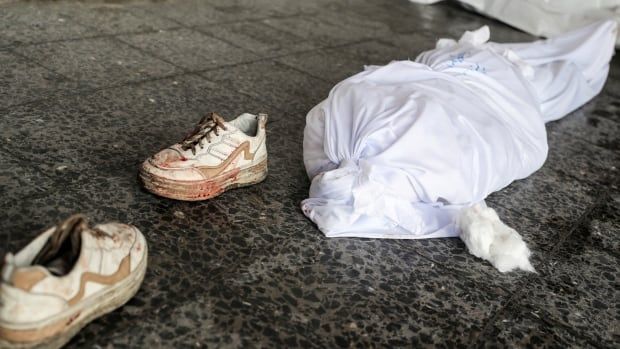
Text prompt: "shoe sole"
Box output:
[[0, 244, 148, 349], [139, 159, 268, 201]]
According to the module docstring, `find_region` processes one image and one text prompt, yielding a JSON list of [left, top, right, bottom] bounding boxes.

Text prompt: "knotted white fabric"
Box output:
[[302, 21, 616, 256]]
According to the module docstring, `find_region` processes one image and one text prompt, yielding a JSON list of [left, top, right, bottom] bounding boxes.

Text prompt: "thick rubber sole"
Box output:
[[139, 159, 268, 201], [0, 246, 148, 349]]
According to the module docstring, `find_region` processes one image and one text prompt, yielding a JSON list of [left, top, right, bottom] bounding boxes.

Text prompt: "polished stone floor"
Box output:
[[0, 0, 618, 347]]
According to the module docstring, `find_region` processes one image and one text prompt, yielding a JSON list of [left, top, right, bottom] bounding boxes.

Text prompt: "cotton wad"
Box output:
[[301, 21, 617, 272]]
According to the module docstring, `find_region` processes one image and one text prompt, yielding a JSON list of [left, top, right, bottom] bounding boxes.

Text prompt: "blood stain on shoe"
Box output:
[[66, 312, 81, 326]]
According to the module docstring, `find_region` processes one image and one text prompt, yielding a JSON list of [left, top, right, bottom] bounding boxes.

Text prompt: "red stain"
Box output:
[[187, 181, 223, 199], [66, 312, 81, 325], [149, 167, 245, 200]]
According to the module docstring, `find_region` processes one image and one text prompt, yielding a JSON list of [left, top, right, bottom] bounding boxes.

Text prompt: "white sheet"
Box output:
[[409, 0, 620, 46], [302, 21, 617, 240]]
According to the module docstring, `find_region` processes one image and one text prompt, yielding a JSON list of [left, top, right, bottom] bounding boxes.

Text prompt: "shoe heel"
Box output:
[[233, 159, 268, 187]]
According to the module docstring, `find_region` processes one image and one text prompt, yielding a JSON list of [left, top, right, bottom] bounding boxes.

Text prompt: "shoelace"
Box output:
[[181, 112, 228, 155]]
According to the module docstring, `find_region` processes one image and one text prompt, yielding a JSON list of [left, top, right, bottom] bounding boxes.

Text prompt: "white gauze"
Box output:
[[457, 204, 535, 273]]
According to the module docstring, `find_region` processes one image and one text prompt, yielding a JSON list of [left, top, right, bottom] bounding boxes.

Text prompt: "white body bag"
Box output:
[[301, 21, 617, 270]]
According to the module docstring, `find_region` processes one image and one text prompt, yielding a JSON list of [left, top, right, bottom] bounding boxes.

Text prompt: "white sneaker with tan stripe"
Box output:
[[140, 112, 268, 201], [0, 215, 147, 349]]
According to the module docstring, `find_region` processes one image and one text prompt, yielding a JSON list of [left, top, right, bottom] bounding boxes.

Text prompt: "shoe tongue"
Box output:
[[211, 112, 226, 124], [31, 215, 86, 276], [211, 112, 237, 132]]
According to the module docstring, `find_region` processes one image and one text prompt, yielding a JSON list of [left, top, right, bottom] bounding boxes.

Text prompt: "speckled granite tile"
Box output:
[[1, 1, 619, 348], [63, 3, 180, 35], [204, 0, 330, 17], [500, 237, 619, 347], [545, 129, 619, 187], [406, 203, 560, 293], [479, 197, 620, 348], [587, 192, 620, 252], [201, 60, 332, 114], [337, 39, 414, 66], [601, 62, 620, 125], [13, 37, 179, 88], [0, 149, 54, 202], [486, 166, 598, 227], [67, 245, 219, 348], [144, 0, 287, 27], [216, 240, 511, 348], [197, 20, 317, 57], [0, 2, 96, 47], [0, 166, 153, 255], [480, 308, 596, 348], [606, 55, 620, 82], [0, 49, 82, 108], [69, 284, 247, 348], [277, 45, 372, 84], [492, 204, 565, 254], [372, 32, 437, 61], [260, 12, 390, 47], [117, 28, 259, 71], [75, 235, 511, 348], [547, 93, 620, 152]]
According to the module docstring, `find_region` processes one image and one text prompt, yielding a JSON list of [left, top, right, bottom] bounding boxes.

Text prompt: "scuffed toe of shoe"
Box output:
[[141, 148, 206, 182], [150, 148, 185, 169]]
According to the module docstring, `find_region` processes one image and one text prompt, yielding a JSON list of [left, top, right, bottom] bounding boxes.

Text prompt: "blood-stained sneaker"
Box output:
[[140, 112, 268, 201], [0, 215, 148, 349]]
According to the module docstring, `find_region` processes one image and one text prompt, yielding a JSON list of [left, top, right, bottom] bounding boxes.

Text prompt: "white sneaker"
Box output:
[[0, 215, 148, 349], [140, 112, 268, 201]]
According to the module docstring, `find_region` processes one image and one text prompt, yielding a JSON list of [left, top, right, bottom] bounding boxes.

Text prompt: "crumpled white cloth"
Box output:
[[302, 20, 617, 239], [409, 0, 620, 46]]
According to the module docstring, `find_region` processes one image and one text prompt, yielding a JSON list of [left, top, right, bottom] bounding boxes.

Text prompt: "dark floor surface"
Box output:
[[0, 0, 618, 347]]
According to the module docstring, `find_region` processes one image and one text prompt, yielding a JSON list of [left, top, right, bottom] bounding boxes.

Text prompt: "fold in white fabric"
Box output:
[[409, 0, 620, 47], [302, 20, 617, 239]]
